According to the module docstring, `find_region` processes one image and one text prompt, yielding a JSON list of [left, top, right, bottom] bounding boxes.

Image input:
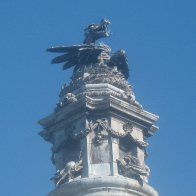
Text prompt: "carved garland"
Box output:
[[70, 119, 148, 149], [122, 122, 149, 149]]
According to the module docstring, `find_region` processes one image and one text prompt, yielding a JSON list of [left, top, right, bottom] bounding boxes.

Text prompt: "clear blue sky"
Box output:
[[0, 0, 195, 195]]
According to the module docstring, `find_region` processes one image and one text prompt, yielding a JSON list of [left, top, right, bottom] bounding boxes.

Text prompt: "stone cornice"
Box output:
[[38, 94, 158, 141]]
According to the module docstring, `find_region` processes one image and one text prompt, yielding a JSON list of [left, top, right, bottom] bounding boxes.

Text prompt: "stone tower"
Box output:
[[38, 19, 159, 196]]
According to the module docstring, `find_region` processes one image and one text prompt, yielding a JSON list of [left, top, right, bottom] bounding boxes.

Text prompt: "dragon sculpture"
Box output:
[[47, 18, 129, 79]]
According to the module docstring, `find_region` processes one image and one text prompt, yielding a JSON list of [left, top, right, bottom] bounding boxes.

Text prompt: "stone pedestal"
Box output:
[[39, 77, 158, 195], [48, 177, 158, 196]]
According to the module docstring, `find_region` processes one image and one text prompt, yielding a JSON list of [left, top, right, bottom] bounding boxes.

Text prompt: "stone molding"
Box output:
[[48, 176, 158, 196], [38, 86, 158, 133]]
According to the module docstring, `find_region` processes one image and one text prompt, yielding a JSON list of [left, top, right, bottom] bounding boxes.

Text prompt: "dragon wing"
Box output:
[[108, 49, 129, 79], [47, 44, 109, 71]]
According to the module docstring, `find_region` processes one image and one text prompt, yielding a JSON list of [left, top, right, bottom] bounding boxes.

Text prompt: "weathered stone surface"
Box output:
[[38, 85, 158, 185], [39, 19, 159, 195], [48, 176, 158, 196]]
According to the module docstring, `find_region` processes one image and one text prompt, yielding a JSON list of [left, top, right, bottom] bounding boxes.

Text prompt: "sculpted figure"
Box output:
[[59, 93, 77, 106], [83, 18, 111, 44], [51, 160, 83, 186], [47, 19, 130, 79], [117, 155, 150, 185]]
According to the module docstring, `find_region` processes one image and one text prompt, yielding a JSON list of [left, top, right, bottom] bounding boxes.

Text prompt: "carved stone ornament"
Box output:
[[51, 160, 83, 186], [122, 122, 149, 149], [56, 93, 77, 110], [69, 118, 111, 145], [46, 18, 144, 109], [38, 19, 160, 196], [83, 18, 111, 44], [123, 122, 133, 133], [70, 120, 149, 147], [117, 155, 150, 184], [61, 65, 132, 96], [56, 65, 142, 109], [89, 119, 109, 145]]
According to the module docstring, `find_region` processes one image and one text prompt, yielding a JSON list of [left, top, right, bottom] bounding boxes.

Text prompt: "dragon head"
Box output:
[[83, 18, 111, 44]]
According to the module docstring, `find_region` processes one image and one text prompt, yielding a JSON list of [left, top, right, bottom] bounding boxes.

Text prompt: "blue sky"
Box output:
[[0, 0, 195, 195]]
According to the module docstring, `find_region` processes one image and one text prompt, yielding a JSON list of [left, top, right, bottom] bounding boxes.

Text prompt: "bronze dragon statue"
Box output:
[[47, 19, 129, 79]]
